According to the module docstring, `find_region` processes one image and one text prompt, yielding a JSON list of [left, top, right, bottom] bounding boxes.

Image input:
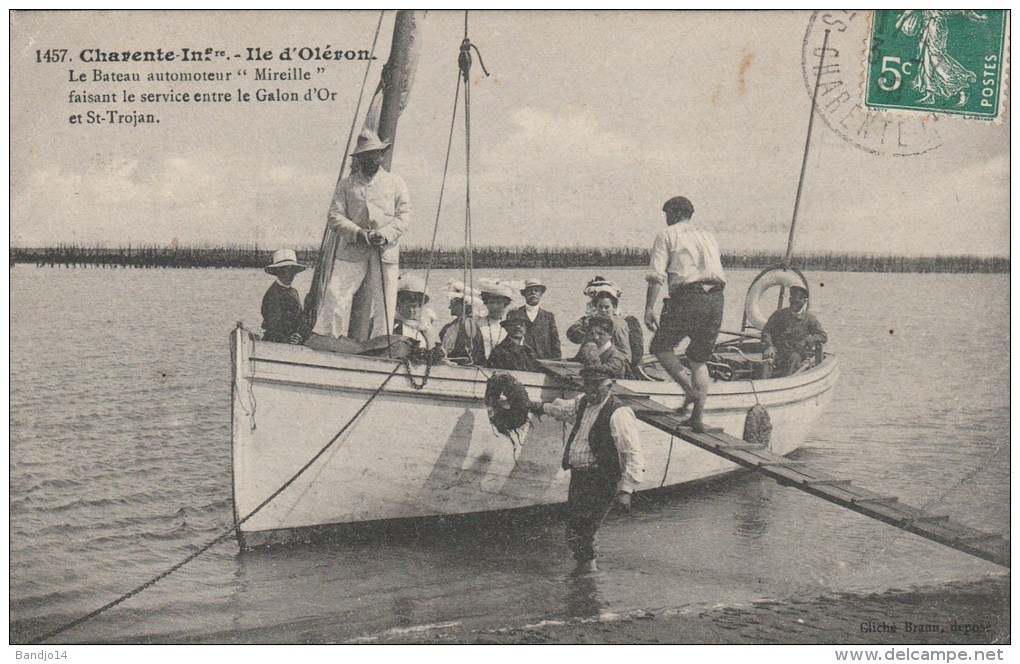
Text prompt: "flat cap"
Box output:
[[662, 196, 694, 218]]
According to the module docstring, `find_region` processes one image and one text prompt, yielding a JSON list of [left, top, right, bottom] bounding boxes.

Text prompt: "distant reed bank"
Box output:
[[9, 244, 1010, 274]]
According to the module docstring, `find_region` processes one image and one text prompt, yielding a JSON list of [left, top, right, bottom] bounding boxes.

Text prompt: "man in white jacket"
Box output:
[[314, 129, 412, 341]]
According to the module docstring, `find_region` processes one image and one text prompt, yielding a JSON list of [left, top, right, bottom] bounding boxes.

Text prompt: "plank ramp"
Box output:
[[538, 361, 1009, 568]]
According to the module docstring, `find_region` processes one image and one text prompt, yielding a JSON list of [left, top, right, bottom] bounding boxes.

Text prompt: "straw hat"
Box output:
[[521, 278, 547, 294], [351, 128, 391, 155], [264, 249, 307, 275]]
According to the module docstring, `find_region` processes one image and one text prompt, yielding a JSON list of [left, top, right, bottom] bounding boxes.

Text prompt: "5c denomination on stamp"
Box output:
[[802, 11, 942, 157], [866, 10, 1008, 120]]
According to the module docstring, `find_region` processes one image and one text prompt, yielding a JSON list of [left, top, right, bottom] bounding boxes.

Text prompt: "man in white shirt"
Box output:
[[644, 196, 726, 432], [529, 364, 644, 574]]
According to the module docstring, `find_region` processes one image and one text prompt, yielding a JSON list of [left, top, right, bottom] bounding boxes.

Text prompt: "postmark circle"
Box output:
[[802, 11, 943, 156]]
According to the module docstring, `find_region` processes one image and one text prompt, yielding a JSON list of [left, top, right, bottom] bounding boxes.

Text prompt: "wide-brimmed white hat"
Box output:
[[264, 249, 308, 274], [584, 276, 622, 300], [478, 278, 515, 301], [443, 280, 483, 309], [397, 274, 429, 304], [351, 128, 391, 155]]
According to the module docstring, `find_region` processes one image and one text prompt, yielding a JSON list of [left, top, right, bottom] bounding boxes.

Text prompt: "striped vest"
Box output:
[[561, 398, 622, 483]]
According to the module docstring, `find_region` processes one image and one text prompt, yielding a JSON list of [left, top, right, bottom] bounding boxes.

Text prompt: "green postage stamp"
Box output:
[[865, 10, 1008, 119]]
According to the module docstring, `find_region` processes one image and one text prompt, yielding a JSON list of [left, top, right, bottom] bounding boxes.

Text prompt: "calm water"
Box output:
[[9, 266, 1009, 643]]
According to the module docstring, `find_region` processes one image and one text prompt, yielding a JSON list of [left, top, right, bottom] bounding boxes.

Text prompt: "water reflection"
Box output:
[[732, 475, 771, 541]]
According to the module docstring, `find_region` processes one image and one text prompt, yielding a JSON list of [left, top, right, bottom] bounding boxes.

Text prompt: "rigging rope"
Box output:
[[458, 26, 489, 362], [29, 362, 402, 645], [420, 73, 463, 303]]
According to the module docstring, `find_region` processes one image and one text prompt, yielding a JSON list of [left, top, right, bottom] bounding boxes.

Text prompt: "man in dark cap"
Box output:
[[486, 312, 539, 372], [761, 285, 827, 377], [529, 364, 644, 575], [644, 196, 726, 432]]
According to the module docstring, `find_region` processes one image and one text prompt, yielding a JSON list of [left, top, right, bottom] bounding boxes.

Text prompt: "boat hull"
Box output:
[[230, 327, 839, 549]]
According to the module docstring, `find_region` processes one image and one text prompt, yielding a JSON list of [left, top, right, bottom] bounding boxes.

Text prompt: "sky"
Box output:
[[9, 10, 1011, 256]]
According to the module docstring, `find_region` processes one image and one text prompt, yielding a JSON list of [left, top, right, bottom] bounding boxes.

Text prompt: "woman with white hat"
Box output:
[[473, 279, 516, 360], [261, 249, 308, 344], [567, 279, 631, 364]]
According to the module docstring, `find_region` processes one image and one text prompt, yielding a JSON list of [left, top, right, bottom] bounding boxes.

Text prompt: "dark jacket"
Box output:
[[486, 337, 540, 372], [762, 307, 827, 355], [511, 306, 562, 360], [562, 398, 622, 483], [261, 281, 304, 343]]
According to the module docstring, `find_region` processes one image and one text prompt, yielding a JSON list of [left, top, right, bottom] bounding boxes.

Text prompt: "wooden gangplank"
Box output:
[[538, 362, 1009, 568]]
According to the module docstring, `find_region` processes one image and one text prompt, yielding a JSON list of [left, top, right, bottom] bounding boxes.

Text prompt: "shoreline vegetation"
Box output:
[[9, 244, 1010, 274]]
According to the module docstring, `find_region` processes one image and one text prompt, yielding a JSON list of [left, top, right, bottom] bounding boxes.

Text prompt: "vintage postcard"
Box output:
[[9, 10, 1010, 654]]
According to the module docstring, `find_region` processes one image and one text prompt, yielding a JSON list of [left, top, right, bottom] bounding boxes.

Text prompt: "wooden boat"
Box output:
[[229, 12, 840, 549], [231, 327, 838, 548]]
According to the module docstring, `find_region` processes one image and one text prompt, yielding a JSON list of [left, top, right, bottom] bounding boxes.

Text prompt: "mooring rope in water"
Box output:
[[29, 362, 402, 645]]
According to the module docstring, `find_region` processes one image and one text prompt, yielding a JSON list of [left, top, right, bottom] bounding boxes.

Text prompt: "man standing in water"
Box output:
[[644, 196, 726, 432], [313, 129, 411, 341], [529, 364, 644, 574]]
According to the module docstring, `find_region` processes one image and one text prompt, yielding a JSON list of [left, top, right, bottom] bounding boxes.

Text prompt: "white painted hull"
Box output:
[[230, 327, 839, 548]]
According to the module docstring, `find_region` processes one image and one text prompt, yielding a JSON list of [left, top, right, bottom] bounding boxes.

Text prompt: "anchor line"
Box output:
[[29, 363, 402, 645]]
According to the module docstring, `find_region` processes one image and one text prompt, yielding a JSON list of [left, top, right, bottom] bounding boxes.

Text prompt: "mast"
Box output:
[[785, 28, 831, 266], [377, 11, 421, 169]]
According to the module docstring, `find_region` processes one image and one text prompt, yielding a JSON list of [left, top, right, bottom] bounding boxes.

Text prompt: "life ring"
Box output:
[[743, 268, 809, 330], [484, 372, 531, 437]]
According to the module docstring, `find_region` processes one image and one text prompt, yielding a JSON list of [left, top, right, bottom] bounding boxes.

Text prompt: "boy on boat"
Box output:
[[528, 364, 644, 575], [510, 278, 562, 360], [261, 249, 308, 344], [761, 285, 827, 377], [644, 196, 726, 433]]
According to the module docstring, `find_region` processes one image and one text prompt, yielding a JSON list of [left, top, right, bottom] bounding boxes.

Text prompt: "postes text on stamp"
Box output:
[[865, 10, 1008, 119]]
